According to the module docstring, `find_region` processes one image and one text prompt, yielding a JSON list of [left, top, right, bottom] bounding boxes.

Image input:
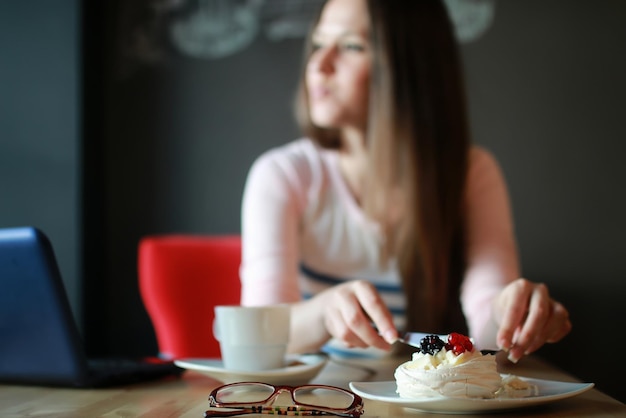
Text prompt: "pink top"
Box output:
[[240, 138, 519, 347]]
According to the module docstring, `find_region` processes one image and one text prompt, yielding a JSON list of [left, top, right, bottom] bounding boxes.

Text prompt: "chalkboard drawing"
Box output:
[[170, 0, 264, 59], [444, 0, 495, 43], [263, 0, 325, 41], [168, 0, 494, 60]]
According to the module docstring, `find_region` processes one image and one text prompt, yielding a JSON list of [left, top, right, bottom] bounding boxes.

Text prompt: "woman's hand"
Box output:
[[318, 280, 398, 350], [493, 278, 571, 363]]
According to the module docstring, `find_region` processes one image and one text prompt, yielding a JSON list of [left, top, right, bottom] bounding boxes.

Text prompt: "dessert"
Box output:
[[395, 333, 536, 399]]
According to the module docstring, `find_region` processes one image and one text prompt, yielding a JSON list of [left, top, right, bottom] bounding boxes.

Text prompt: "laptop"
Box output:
[[0, 226, 183, 387]]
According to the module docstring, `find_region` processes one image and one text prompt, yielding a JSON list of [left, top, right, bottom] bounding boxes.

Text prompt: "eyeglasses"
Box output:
[[205, 381, 364, 417]]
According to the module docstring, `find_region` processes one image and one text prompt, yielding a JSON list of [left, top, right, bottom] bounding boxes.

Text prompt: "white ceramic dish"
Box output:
[[349, 377, 594, 414], [323, 338, 390, 359], [174, 353, 327, 385]]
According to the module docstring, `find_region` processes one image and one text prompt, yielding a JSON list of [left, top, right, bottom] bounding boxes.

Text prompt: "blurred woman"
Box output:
[[240, 0, 571, 363]]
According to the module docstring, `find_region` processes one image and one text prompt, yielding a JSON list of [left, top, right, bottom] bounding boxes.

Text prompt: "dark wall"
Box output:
[[0, 1, 80, 317], [461, 0, 626, 401]]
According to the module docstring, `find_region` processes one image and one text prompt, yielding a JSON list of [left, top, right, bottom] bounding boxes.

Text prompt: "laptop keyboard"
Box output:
[[86, 357, 183, 387]]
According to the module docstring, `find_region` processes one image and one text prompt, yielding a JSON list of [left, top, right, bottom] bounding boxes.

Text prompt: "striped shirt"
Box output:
[[240, 138, 519, 348]]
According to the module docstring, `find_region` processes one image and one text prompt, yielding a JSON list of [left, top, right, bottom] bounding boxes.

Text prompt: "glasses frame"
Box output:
[[205, 381, 364, 417]]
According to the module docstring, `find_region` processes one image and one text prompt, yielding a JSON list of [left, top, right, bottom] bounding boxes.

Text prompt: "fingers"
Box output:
[[323, 281, 396, 350], [513, 283, 550, 354], [355, 281, 398, 344], [545, 301, 572, 343], [496, 279, 572, 363], [503, 282, 547, 362], [527, 300, 571, 350], [495, 279, 533, 351]]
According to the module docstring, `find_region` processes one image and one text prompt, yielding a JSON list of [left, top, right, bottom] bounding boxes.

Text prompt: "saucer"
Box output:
[[174, 353, 328, 385], [323, 338, 391, 359]]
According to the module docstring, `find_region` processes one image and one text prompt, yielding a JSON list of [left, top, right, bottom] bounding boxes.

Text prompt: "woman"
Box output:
[[240, 0, 571, 363]]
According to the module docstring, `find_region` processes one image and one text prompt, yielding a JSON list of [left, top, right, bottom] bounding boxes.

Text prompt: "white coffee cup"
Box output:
[[213, 305, 290, 371]]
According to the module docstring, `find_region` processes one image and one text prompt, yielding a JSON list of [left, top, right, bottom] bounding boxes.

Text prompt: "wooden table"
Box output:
[[1, 353, 624, 417]]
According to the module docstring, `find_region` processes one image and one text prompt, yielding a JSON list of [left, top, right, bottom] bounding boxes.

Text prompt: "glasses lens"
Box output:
[[293, 386, 355, 409], [214, 383, 275, 404]]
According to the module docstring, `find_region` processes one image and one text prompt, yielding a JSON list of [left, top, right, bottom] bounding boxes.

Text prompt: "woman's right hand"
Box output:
[[317, 280, 398, 350], [491, 278, 571, 363]]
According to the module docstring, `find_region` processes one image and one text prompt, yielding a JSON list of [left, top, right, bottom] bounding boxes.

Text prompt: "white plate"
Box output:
[[174, 353, 327, 385], [349, 377, 594, 414], [323, 338, 390, 359]]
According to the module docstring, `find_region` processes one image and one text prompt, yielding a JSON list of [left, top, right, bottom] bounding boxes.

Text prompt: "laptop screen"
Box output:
[[0, 227, 87, 385]]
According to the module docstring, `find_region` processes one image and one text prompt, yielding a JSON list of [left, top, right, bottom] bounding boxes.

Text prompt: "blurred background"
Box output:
[[1, 0, 624, 401]]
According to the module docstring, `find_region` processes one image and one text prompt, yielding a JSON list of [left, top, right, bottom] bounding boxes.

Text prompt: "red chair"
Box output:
[[138, 235, 241, 359]]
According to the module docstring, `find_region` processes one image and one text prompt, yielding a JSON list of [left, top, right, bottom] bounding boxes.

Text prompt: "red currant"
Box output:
[[446, 332, 474, 355]]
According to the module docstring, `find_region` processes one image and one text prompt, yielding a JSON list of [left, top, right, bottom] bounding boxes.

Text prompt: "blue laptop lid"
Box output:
[[0, 226, 87, 385]]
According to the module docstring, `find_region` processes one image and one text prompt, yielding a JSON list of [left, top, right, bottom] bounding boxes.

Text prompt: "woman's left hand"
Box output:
[[492, 278, 571, 363]]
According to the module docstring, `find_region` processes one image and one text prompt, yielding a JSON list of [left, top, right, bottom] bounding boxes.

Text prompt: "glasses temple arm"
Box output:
[[205, 409, 251, 417], [205, 406, 357, 417]]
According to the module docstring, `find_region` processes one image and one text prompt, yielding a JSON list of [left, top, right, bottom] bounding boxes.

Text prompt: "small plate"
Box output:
[[174, 353, 328, 385], [323, 338, 391, 359], [349, 377, 594, 414]]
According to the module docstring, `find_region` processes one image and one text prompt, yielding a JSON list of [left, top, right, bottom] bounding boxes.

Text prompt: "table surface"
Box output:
[[1, 353, 624, 417]]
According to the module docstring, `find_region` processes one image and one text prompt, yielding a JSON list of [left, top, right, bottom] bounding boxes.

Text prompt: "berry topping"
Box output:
[[445, 332, 474, 355], [419, 335, 446, 355]]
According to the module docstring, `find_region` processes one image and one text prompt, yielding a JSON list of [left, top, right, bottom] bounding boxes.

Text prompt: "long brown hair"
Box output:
[[295, 0, 470, 334]]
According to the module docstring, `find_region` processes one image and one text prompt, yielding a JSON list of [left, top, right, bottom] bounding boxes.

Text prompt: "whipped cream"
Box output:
[[394, 348, 503, 398], [497, 374, 539, 398]]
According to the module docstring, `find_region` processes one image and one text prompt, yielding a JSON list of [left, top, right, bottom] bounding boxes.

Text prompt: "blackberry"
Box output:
[[419, 335, 445, 355]]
